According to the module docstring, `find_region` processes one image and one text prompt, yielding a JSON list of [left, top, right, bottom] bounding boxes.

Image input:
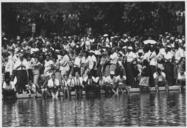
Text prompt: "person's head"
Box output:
[[27, 54, 31, 61], [127, 46, 133, 52], [46, 55, 49, 61], [64, 74, 68, 80], [51, 73, 55, 80], [5, 73, 10, 83]]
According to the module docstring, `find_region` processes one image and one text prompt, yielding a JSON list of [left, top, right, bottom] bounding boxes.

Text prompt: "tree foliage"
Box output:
[[2, 2, 185, 37]]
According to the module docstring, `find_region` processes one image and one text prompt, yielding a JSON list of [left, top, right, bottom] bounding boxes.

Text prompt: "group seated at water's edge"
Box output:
[[2, 67, 185, 99]]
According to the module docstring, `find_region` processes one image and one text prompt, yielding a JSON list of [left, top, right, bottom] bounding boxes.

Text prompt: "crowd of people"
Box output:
[[2, 31, 186, 99], [15, 11, 81, 36]]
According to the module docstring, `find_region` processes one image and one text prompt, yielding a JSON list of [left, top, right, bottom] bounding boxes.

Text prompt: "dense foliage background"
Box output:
[[2, 2, 185, 37]]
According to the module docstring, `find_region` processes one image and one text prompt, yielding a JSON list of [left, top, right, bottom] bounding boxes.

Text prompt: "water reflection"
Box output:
[[3, 92, 186, 127]]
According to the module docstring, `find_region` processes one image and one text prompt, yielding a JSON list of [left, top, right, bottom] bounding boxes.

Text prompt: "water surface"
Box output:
[[2, 92, 186, 126]]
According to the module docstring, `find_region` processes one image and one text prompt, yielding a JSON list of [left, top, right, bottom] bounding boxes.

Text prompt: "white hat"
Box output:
[[138, 49, 144, 53], [90, 50, 94, 53], [127, 46, 133, 50], [122, 46, 127, 49], [94, 50, 101, 55], [103, 34, 108, 37]]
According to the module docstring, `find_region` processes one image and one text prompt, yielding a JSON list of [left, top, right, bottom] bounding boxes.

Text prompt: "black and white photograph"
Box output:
[[1, 1, 186, 127]]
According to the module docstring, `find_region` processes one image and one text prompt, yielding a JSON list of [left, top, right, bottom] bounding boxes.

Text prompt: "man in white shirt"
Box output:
[[60, 51, 70, 76], [85, 39, 91, 51], [175, 46, 185, 64], [44, 55, 54, 76], [125, 46, 137, 87], [13, 53, 29, 93], [110, 49, 118, 73], [73, 53, 81, 76], [5, 57, 14, 76], [126, 46, 137, 63]]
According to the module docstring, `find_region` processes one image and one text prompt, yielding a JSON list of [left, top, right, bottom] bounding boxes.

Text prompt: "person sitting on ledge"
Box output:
[[2, 73, 17, 98], [67, 74, 75, 97], [104, 71, 117, 95], [116, 72, 129, 94], [25, 80, 37, 94], [47, 73, 60, 99], [62, 74, 70, 98], [153, 67, 168, 92]]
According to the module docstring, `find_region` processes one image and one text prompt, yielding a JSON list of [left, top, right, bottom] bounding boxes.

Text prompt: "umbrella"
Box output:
[[143, 39, 157, 45]]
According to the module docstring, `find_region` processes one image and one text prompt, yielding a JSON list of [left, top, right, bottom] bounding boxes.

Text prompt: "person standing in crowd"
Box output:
[[110, 48, 118, 74], [164, 45, 175, 86], [125, 46, 137, 88], [100, 50, 108, 76], [5, 50, 14, 76], [149, 45, 158, 87], [26, 54, 34, 82], [13, 52, 29, 94], [32, 55, 42, 90], [80, 52, 86, 76], [60, 50, 70, 76], [139, 60, 151, 91], [90, 51, 97, 76], [55, 54, 62, 90], [103, 51, 111, 77], [44, 55, 54, 76], [73, 52, 81, 76]]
